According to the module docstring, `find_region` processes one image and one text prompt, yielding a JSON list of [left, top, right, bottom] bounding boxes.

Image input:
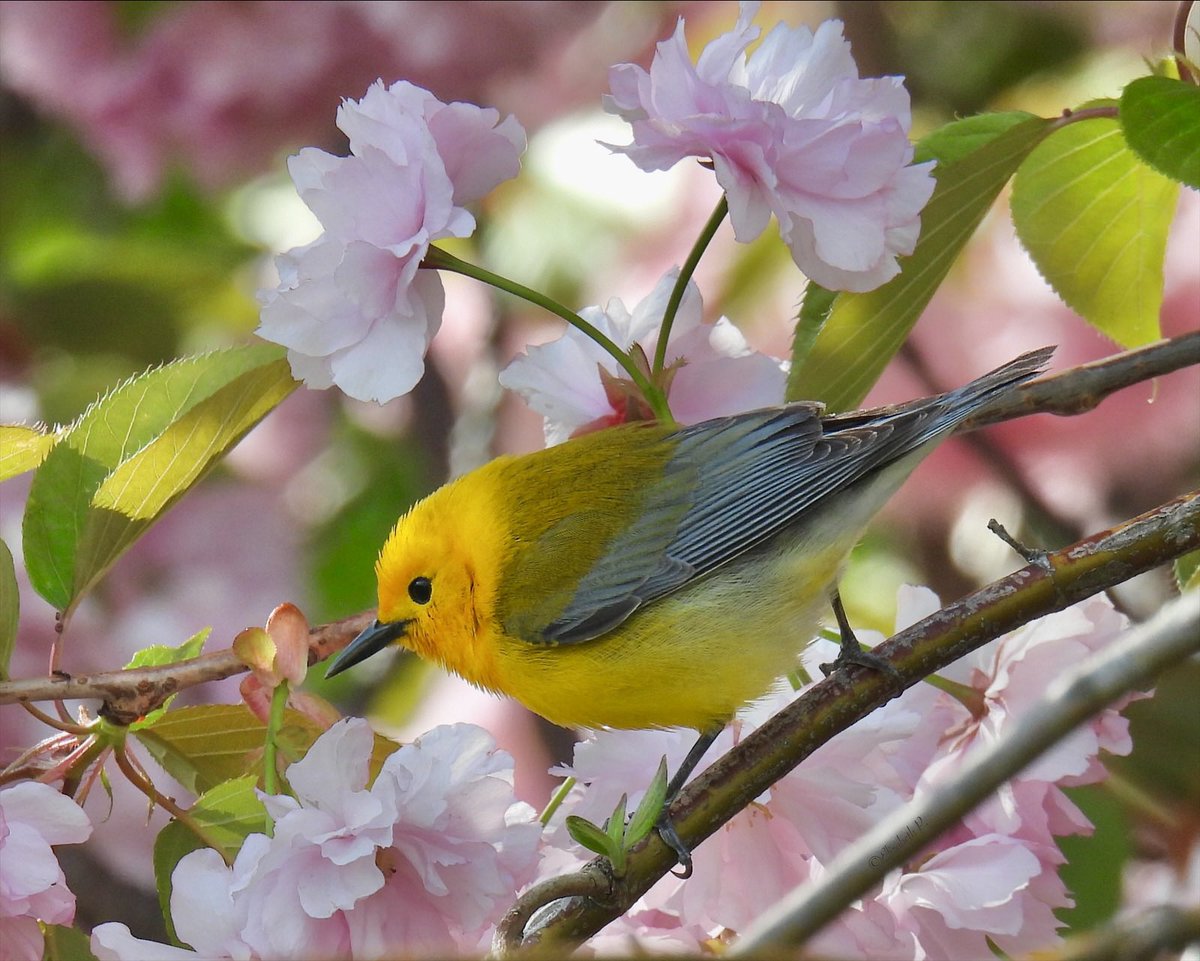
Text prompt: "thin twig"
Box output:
[[731, 592, 1200, 954], [0, 611, 375, 720]]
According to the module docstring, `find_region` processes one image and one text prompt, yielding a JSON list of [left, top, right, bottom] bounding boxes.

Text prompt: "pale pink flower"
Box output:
[[499, 269, 787, 443], [0, 782, 92, 961], [879, 834, 1046, 958], [258, 80, 524, 404], [605, 1, 936, 292], [0, 2, 589, 201]]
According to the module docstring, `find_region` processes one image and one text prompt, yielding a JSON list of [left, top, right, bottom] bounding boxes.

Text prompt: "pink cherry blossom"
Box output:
[[498, 269, 787, 443], [258, 80, 524, 404], [605, 1, 936, 292], [0, 781, 92, 961]]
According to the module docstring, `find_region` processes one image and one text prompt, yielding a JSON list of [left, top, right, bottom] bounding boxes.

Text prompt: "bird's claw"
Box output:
[[656, 813, 694, 879]]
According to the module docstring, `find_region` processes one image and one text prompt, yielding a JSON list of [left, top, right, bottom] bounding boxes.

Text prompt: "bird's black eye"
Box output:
[[408, 577, 432, 605]]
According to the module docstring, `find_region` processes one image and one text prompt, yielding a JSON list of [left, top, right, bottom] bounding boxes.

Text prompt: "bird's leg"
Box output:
[[656, 724, 723, 879], [819, 589, 902, 683]]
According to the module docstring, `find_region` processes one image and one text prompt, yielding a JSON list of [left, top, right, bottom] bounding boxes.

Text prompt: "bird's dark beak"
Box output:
[[325, 619, 409, 678]]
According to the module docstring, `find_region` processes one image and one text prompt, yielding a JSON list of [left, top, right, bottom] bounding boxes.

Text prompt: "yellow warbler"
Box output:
[[326, 348, 1050, 861]]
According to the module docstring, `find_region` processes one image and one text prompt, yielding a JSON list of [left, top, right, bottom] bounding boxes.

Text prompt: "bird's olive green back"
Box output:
[[490, 421, 685, 644]]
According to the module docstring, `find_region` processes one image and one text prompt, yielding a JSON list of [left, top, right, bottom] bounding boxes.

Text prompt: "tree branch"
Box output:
[[504, 489, 1200, 953]]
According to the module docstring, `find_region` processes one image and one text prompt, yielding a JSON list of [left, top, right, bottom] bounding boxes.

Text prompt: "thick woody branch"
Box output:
[[499, 489, 1200, 954]]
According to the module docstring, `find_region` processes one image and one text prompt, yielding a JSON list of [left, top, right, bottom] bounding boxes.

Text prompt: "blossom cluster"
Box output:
[[256, 1, 934, 408], [90, 720, 540, 960]]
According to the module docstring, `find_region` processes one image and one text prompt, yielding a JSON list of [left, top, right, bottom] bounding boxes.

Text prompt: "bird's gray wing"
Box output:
[[539, 347, 1054, 645]]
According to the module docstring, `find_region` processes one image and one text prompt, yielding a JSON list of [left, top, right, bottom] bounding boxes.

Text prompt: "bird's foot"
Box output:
[[656, 812, 694, 879]]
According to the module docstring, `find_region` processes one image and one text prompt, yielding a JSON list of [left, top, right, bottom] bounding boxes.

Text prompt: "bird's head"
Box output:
[[325, 483, 496, 682]]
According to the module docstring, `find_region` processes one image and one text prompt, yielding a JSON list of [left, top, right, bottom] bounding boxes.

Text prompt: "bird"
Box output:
[[326, 346, 1052, 871]]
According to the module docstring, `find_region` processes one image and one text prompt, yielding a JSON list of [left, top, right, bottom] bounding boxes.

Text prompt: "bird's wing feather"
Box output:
[[536, 347, 1053, 645]]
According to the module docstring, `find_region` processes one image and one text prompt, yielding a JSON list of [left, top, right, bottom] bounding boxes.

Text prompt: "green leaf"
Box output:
[[21, 344, 293, 613], [125, 628, 210, 730], [0, 539, 16, 680], [1012, 106, 1178, 347], [788, 115, 1052, 410], [153, 775, 266, 946], [1176, 549, 1200, 594], [39, 923, 98, 961], [1120, 75, 1200, 188], [627, 757, 669, 848], [0, 424, 57, 482], [566, 814, 621, 863], [136, 704, 398, 795]]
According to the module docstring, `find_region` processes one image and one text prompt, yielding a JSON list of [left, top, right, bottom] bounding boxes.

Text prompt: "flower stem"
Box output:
[[653, 195, 729, 377], [422, 246, 675, 425], [539, 775, 577, 826], [262, 681, 289, 799]]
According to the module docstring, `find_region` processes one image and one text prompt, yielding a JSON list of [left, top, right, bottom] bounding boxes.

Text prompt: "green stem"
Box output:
[[423, 246, 675, 425], [653, 195, 729, 377], [539, 776, 577, 826], [263, 681, 289, 799]]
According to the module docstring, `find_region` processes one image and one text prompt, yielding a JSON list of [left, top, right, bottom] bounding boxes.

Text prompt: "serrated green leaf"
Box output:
[[0, 539, 16, 680], [566, 814, 620, 862], [78, 359, 296, 613], [1012, 106, 1177, 348], [627, 757, 669, 848], [788, 116, 1052, 410], [153, 775, 266, 946], [0, 425, 57, 482], [1120, 76, 1200, 188], [126, 628, 210, 730], [22, 344, 290, 613], [136, 704, 313, 794], [135, 704, 398, 795], [1176, 550, 1200, 594], [39, 923, 98, 961]]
